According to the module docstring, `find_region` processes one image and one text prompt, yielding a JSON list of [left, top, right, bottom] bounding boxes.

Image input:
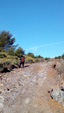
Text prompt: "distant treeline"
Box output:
[[55, 54, 64, 59]]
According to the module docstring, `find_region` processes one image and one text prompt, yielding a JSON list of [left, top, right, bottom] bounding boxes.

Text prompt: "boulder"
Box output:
[[50, 83, 64, 106]]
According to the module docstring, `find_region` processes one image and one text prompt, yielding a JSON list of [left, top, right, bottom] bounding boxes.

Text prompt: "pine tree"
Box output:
[[0, 31, 15, 51]]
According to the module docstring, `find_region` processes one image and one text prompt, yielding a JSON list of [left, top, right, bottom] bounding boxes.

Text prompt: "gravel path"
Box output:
[[0, 62, 64, 113]]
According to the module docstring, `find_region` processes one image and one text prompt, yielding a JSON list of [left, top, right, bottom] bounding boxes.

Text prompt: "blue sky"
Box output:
[[0, 0, 64, 57]]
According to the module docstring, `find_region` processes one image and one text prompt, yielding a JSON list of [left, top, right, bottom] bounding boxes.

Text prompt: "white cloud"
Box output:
[[25, 41, 64, 51]]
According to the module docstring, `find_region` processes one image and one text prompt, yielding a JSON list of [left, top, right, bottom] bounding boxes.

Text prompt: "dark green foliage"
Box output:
[[35, 59, 39, 62], [0, 58, 19, 72], [0, 30, 15, 51], [3, 60, 11, 67], [0, 60, 11, 72], [55, 56, 61, 59], [27, 59, 34, 63], [45, 57, 50, 60], [54, 54, 64, 59], [58, 56, 61, 59], [15, 47, 24, 57], [62, 54, 64, 59], [27, 52, 35, 58], [0, 63, 4, 72], [55, 57, 58, 59], [0, 30, 25, 72], [35, 55, 43, 58], [7, 48, 15, 56]]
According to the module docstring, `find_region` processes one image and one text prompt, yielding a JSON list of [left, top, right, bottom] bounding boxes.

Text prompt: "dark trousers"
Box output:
[[20, 62, 24, 68]]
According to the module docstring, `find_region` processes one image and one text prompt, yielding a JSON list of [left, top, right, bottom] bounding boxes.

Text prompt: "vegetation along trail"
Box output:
[[0, 61, 64, 113]]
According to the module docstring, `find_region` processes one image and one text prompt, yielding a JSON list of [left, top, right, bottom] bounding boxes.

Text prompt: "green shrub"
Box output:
[[28, 59, 33, 63], [0, 63, 4, 72], [35, 55, 43, 58], [0, 59, 14, 72], [7, 48, 15, 56], [3, 60, 11, 66], [45, 57, 50, 60], [35, 58, 44, 62], [11, 59, 18, 65], [62, 54, 64, 59], [0, 52, 7, 58], [35, 58, 39, 62], [7, 55, 18, 60], [27, 52, 35, 58], [15, 47, 24, 57], [25, 56, 34, 63], [55, 56, 61, 59]]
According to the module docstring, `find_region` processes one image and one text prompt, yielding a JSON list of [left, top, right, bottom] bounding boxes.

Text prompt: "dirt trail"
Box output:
[[0, 62, 64, 113]]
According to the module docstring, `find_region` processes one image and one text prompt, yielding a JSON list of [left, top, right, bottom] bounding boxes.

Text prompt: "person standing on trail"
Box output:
[[19, 56, 25, 68]]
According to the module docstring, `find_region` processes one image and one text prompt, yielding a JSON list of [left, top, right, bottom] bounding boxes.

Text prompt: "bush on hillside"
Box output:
[[0, 60, 11, 72], [15, 47, 24, 57], [0, 63, 4, 72], [0, 58, 19, 72], [27, 52, 35, 58], [25, 56, 34, 63], [35, 55, 43, 58], [0, 52, 7, 58], [45, 57, 50, 61], [7, 48, 15, 56], [62, 54, 64, 59], [35, 58, 39, 62], [55, 56, 61, 59], [27, 59, 34, 63], [11, 59, 18, 65]]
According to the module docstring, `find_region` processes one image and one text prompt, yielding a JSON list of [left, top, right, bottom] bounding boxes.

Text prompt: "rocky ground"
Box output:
[[0, 61, 64, 113]]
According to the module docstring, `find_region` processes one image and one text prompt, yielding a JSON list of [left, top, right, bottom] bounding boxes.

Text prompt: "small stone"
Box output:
[[19, 82, 24, 86], [0, 96, 4, 103], [0, 103, 3, 108], [0, 84, 3, 87], [0, 91, 2, 94], [25, 98, 30, 104], [7, 88, 10, 91]]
